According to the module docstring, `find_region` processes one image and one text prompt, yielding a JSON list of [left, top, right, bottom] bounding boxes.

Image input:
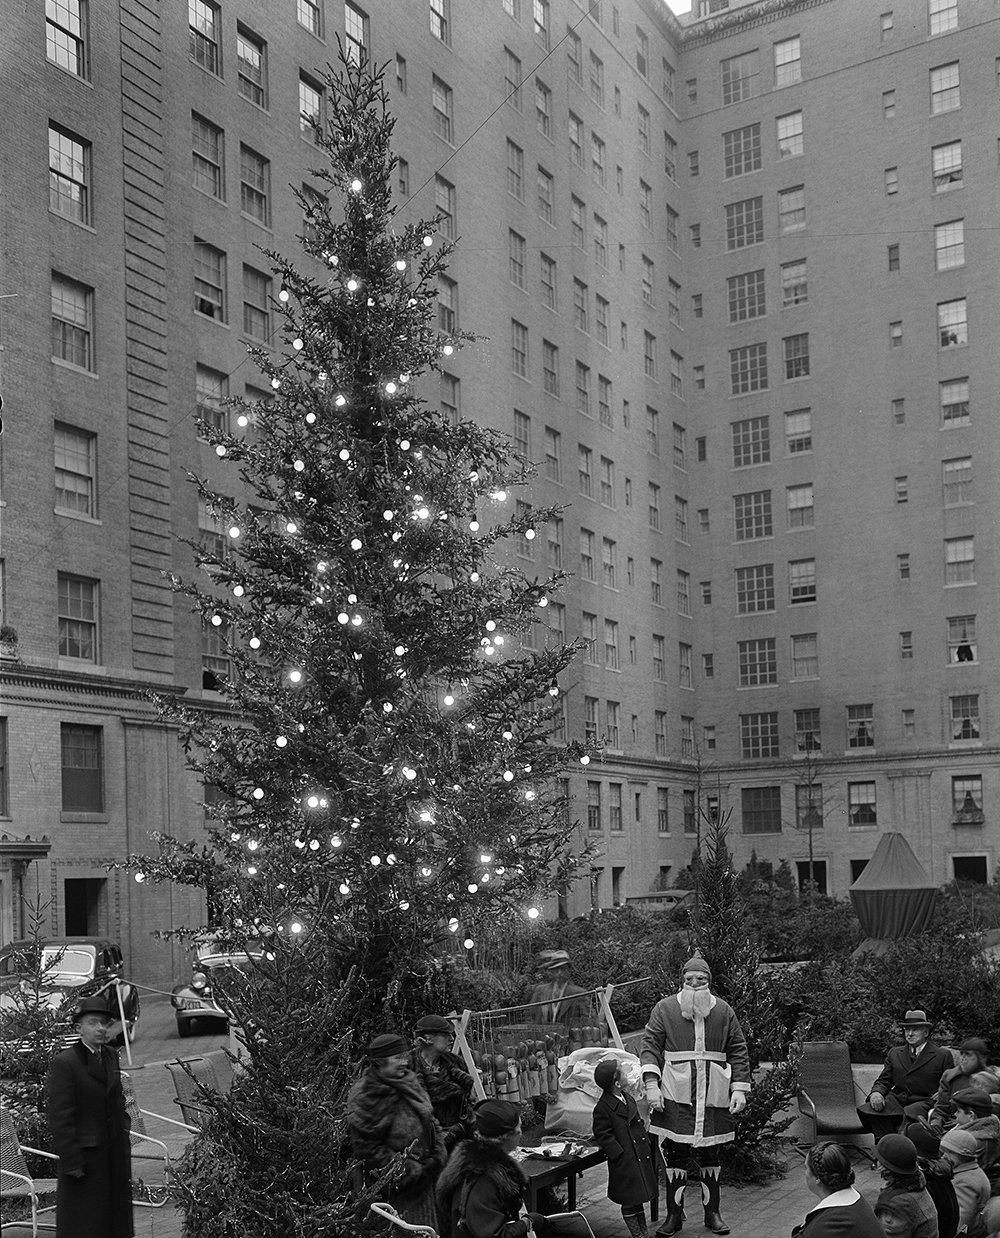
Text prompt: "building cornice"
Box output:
[[681, 0, 838, 48]]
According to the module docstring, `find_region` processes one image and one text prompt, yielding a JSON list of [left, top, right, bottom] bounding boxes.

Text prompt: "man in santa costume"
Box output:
[[640, 955, 750, 1236]]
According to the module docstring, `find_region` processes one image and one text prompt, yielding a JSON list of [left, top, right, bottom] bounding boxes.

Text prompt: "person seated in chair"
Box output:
[[857, 1010, 952, 1141], [926, 1039, 994, 1134]]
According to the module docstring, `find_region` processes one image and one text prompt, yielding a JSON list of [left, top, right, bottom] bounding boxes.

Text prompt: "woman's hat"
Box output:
[[71, 996, 112, 1024], [952, 1087, 993, 1116], [876, 1134, 918, 1176], [900, 1009, 931, 1027], [906, 1125, 941, 1158], [940, 1129, 979, 1161], [414, 1014, 453, 1034], [367, 1033, 409, 1060], [959, 1037, 989, 1056], [474, 1099, 520, 1137], [594, 1059, 619, 1090]]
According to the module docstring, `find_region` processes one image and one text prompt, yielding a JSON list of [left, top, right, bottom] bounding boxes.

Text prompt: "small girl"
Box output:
[[592, 1059, 657, 1238]]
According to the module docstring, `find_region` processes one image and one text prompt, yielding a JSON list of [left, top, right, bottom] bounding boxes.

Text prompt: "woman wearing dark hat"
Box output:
[[436, 1099, 549, 1238], [347, 1033, 447, 1227], [857, 1010, 952, 1141], [950, 1089, 1000, 1173], [926, 1040, 994, 1133], [46, 996, 133, 1238], [873, 1133, 940, 1238], [789, 1143, 883, 1237], [591, 1059, 656, 1238], [906, 1125, 959, 1238], [409, 1014, 475, 1151]]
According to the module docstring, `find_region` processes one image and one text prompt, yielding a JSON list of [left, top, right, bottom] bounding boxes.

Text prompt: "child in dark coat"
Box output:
[[592, 1059, 657, 1238]]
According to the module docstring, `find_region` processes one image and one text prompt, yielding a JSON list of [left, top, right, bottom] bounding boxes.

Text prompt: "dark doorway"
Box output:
[[64, 877, 106, 935], [796, 860, 828, 895], [953, 855, 988, 884]]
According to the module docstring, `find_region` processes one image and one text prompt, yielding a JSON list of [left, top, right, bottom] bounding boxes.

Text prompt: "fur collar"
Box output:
[[436, 1137, 525, 1206], [965, 1114, 1000, 1138]]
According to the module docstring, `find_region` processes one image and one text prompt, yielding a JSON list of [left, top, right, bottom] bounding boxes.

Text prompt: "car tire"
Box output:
[[177, 1018, 193, 1038]]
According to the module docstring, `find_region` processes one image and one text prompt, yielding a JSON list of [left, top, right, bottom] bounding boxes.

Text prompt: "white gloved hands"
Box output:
[[729, 1091, 747, 1115], [645, 1080, 662, 1109]]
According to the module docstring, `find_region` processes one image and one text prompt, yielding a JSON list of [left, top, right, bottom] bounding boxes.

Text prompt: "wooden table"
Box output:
[[518, 1145, 607, 1212]]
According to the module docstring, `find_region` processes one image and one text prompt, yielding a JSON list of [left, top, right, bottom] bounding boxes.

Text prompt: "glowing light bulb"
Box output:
[[339, 882, 350, 894], [385, 381, 397, 394], [215, 445, 226, 457], [402, 767, 417, 781], [307, 795, 319, 808], [350, 538, 362, 551], [442, 344, 454, 356], [400, 439, 411, 451], [335, 394, 347, 407], [331, 835, 343, 848], [249, 637, 261, 650], [422, 867, 433, 878], [305, 412, 316, 424], [339, 448, 351, 461], [419, 810, 433, 823], [370, 855, 381, 866], [502, 730, 513, 740], [469, 520, 480, 532], [237, 414, 249, 428], [293, 460, 305, 472], [399, 900, 410, 910], [271, 378, 281, 389], [525, 529, 535, 540], [338, 612, 349, 624], [580, 754, 591, 765], [351, 177, 363, 192], [290, 922, 303, 933], [423, 234, 433, 247], [276, 736, 288, 748], [247, 840, 259, 852], [467, 884, 478, 894], [486, 620, 497, 632], [394, 645, 406, 656], [524, 789, 537, 803], [395, 259, 406, 271], [495, 635, 504, 646], [416, 506, 429, 520], [247, 866, 258, 876], [549, 684, 559, 697], [503, 770, 514, 782], [289, 669, 303, 683], [528, 907, 540, 920], [383, 509, 394, 521], [293, 338, 304, 351], [134, 872, 145, 883], [463, 938, 474, 949], [279, 288, 290, 302], [252, 787, 264, 800], [347, 278, 359, 292], [538, 597, 548, 608], [351, 614, 363, 626], [383, 702, 393, 713], [233, 584, 244, 598], [443, 693, 455, 707], [470, 572, 480, 583], [286, 521, 298, 534], [492, 490, 508, 503]]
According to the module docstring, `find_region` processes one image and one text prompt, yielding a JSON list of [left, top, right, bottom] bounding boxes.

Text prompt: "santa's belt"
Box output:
[[660, 1051, 727, 1063]]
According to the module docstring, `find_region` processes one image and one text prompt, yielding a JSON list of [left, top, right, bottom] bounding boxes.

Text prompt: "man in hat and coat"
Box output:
[[348, 1033, 447, 1228], [409, 1014, 475, 1150], [858, 1009, 952, 1140], [526, 950, 589, 1026], [436, 1098, 550, 1238], [46, 995, 133, 1238], [641, 954, 751, 1236]]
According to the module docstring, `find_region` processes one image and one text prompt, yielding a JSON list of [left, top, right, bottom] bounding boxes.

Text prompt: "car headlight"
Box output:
[[191, 971, 208, 991]]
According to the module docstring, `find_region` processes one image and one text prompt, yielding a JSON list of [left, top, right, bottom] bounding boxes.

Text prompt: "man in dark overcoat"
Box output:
[[46, 995, 133, 1238], [857, 1008, 952, 1140]]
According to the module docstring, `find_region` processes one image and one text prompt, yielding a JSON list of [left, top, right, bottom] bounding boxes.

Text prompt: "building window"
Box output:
[[600, 457, 615, 507], [635, 24, 649, 76], [579, 529, 595, 582], [774, 36, 801, 87], [441, 373, 459, 425], [191, 114, 224, 197], [665, 205, 678, 251], [575, 363, 591, 416], [644, 333, 657, 379], [648, 486, 661, 531], [899, 630, 914, 659], [849, 782, 877, 826], [890, 320, 903, 348], [239, 146, 270, 225], [609, 782, 623, 830], [638, 105, 651, 156], [542, 340, 559, 395], [506, 141, 524, 200], [591, 132, 606, 186], [577, 445, 593, 497], [885, 167, 899, 195], [675, 496, 689, 543], [51, 274, 93, 370], [929, 0, 959, 33], [566, 27, 582, 84], [682, 789, 696, 834], [235, 27, 267, 107], [777, 111, 803, 158], [948, 615, 977, 663], [732, 416, 770, 467], [895, 475, 909, 504], [433, 179, 455, 240], [930, 62, 960, 113], [54, 423, 97, 516], [61, 723, 103, 812], [437, 276, 457, 333], [669, 353, 683, 398], [598, 376, 612, 426], [951, 694, 980, 741], [657, 788, 669, 833], [942, 456, 972, 507], [604, 619, 619, 669], [935, 220, 965, 271], [741, 713, 779, 759], [189, 0, 221, 74], [932, 141, 963, 191], [880, 10, 894, 41], [48, 125, 91, 224], [299, 77, 323, 141], [572, 279, 589, 333], [789, 558, 816, 604], [672, 423, 686, 469], [791, 632, 819, 678], [736, 564, 775, 614], [663, 56, 676, 104], [787, 484, 814, 528], [395, 55, 407, 93], [650, 558, 662, 605], [940, 378, 970, 426], [58, 573, 99, 661], [505, 230, 527, 291], [537, 167, 554, 225], [535, 77, 552, 137], [728, 270, 766, 322], [902, 708, 916, 737], [729, 343, 768, 395], [587, 779, 602, 829], [882, 89, 896, 117], [897, 553, 911, 580], [534, 0, 550, 48], [242, 266, 271, 340], [723, 124, 761, 179], [847, 704, 875, 749], [654, 712, 667, 757], [777, 261, 808, 309], [429, 0, 450, 43], [739, 638, 777, 687], [196, 364, 228, 434], [504, 47, 523, 109], [589, 51, 604, 107], [795, 707, 821, 752], [952, 775, 983, 823], [734, 490, 772, 540], [47, 0, 88, 76], [201, 615, 231, 689], [795, 785, 824, 832], [742, 786, 782, 833], [512, 410, 530, 461], [432, 76, 454, 143], [344, 2, 368, 63], [510, 320, 528, 377], [721, 49, 758, 105], [702, 654, 714, 678], [592, 217, 609, 271], [785, 410, 812, 454], [663, 132, 677, 180], [297, 0, 322, 35], [888, 244, 900, 272], [582, 612, 597, 663], [778, 186, 806, 232], [540, 254, 557, 310], [679, 644, 693, 689], [945, 536, 975, 584]]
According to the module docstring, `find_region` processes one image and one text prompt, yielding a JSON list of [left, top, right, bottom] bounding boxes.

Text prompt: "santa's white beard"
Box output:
[[678, 986, 713, 1021]]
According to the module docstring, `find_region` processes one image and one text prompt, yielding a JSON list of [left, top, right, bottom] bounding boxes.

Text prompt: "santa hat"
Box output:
[[681, 954, 712, 980]]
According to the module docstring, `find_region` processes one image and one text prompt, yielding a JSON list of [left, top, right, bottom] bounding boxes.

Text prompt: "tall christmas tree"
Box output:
[[132, 53, 595, 1229]]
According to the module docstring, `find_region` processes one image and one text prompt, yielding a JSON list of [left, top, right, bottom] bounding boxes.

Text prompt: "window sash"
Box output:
[[54, 425, 96, 514]]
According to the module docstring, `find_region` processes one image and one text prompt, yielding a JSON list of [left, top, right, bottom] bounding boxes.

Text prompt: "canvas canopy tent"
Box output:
[[849, 832, 938, 955]]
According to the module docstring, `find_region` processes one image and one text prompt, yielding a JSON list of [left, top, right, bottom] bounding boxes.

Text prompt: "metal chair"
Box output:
[[164, 1056, 222, 1129], [369, 1202, 439, 1238], [120, 1073, 175, 1206], [796, 1040, 877, 1167], [0, 1108, 58, 1236]]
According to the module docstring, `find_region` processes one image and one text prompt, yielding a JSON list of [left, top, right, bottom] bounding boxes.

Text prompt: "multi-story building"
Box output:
[[0, 0, 996, 979]]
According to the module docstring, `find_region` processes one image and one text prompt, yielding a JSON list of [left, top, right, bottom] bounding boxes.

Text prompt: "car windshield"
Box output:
[[41, 948, 94, 976], [200, 957, 256, 974]]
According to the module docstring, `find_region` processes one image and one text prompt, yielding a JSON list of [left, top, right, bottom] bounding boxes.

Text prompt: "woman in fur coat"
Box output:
[[591, 1059, 656, 1238], [348, 1034, 447, 1228], [436, 1099, 549, 1238]]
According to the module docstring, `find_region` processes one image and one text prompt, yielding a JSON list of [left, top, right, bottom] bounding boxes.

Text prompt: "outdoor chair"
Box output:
[[165, 1056, 222, 1130], [795, 1040, 877, 1167], [0, 1107, 58, 1236], [120, 1072, 175, 1206], [369, 1202, 439, 1238]]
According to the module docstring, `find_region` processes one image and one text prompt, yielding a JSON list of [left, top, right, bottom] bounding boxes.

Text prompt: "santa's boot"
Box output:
[[622, 1207, 648, 1238], [700, 1165, 729, 1235], [654, 1168, 687, 1236]]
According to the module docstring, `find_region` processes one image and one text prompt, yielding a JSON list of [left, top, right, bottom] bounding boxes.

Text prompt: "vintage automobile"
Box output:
[[0, 937, 141, 1044], [170, 939, 262, 1037]]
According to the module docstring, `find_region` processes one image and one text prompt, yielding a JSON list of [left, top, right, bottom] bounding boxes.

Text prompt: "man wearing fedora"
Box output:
[[526, 950, 589, 1026], [858, 1009, 952, 1141], [46, 996, 133, 1238]]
